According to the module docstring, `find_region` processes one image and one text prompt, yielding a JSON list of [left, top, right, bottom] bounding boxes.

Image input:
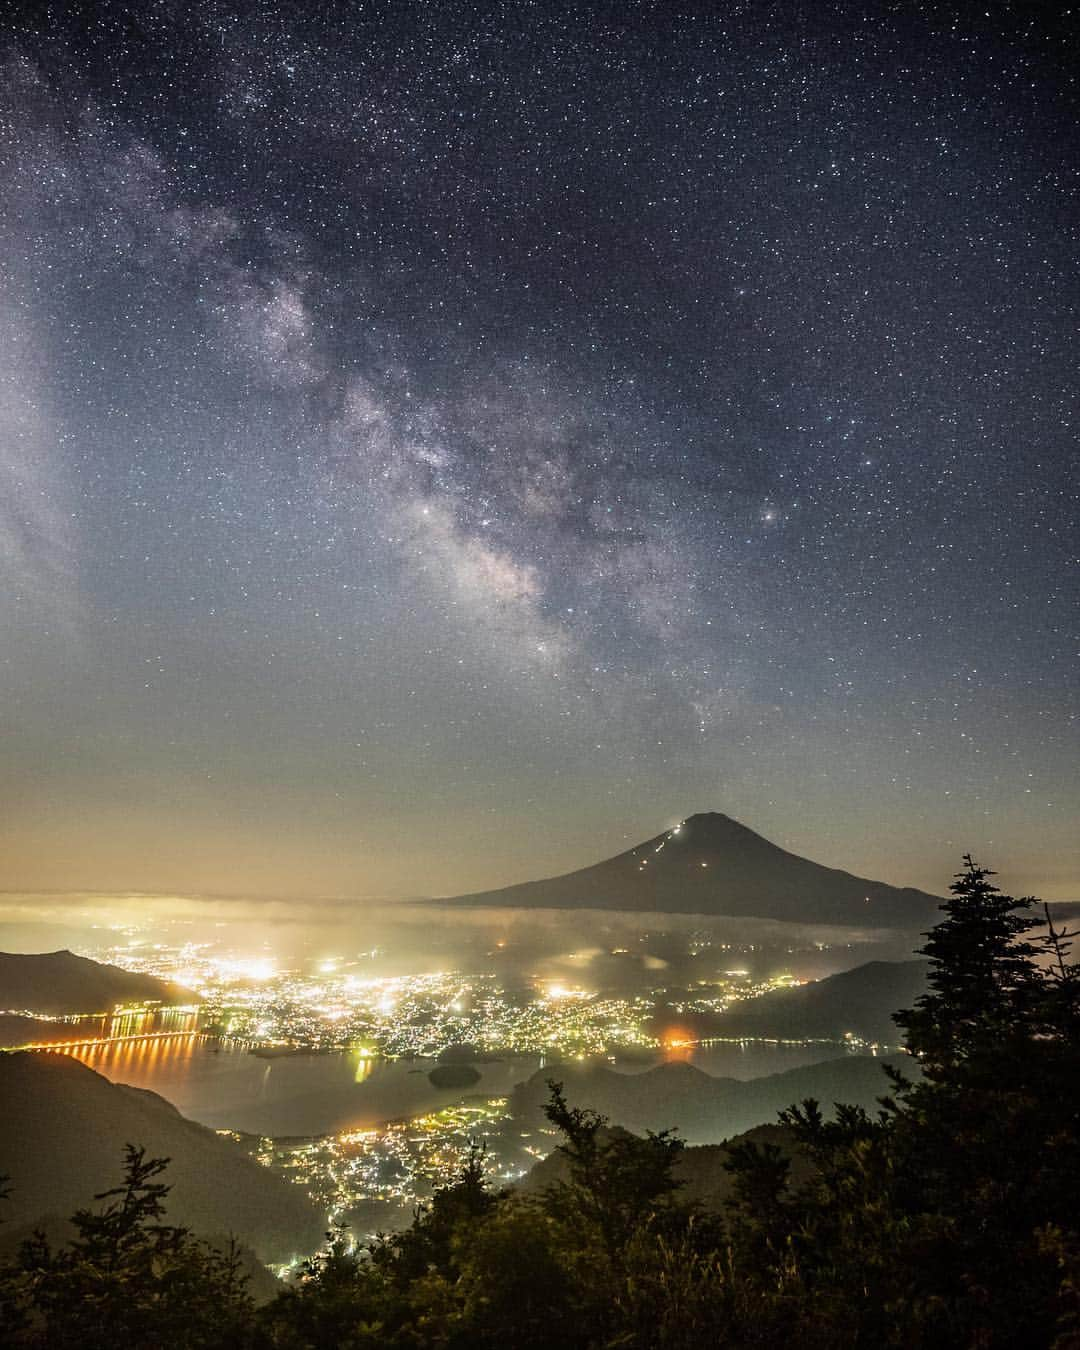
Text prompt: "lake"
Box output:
[[39, 1023, 855, 1137]]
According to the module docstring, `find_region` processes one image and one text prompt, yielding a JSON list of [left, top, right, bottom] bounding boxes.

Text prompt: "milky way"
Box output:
[[1, 3, 1076, 899]]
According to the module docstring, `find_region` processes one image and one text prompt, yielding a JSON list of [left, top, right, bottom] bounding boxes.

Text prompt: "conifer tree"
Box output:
[[15, 1146, 253, 1350], [895, 854, 1039, 1069]]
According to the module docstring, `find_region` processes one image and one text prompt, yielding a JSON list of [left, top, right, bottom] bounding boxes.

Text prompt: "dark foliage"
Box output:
[[0, 1145, 254, 1349]]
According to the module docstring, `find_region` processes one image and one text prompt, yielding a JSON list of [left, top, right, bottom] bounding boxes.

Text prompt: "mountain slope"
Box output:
[[519, 1121, 812, 1211], [0, 1052, 323, 1263], [509, 1053, 909, 1144], [0, 949, 194, 1015], [714, 960, 930, 1044], [443, 813, 942, 927], [0, 1013, 80, 1049]]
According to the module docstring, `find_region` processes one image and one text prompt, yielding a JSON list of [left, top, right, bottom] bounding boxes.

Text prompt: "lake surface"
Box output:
[[614, 1038, 856, 1080], [43, 1035, 542, 1136], [38, 1020, 855, 1137]]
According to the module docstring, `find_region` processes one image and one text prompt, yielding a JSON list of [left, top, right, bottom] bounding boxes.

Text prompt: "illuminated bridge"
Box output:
[[26, 1030, 207, 1052]]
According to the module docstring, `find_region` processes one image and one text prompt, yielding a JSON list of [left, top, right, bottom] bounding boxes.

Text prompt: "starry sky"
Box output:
[[1, 2, 1077, 903]]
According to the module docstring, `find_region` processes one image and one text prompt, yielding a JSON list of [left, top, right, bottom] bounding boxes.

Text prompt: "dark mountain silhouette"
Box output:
[[712, 959, 930, 1044], [0, 949, 195, 1015], [509, 1053, 910, 1145], [0, 1052, 323, 1264], [0, 1012, 79, 1048], [519, 1121, 813, 1211], [442, 813, 942, 926]]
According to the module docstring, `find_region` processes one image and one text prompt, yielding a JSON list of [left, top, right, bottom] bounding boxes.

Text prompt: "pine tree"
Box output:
[[895, 854, 1039, 1071], [16, 1146, 254, 1350], [716, 856, 1080, 1347]]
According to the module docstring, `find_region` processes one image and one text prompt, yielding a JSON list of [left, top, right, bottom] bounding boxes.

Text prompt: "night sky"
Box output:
[[2, 2, 1077, 902]]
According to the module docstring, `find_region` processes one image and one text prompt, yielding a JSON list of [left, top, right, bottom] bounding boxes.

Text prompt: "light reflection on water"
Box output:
[[54, 1026, 204, 1084], [36, 1011, 858, 1139], [32, 1007, 201, 1050], [661, 1038, 854, 1078], [40, 1023, 540, 1137]]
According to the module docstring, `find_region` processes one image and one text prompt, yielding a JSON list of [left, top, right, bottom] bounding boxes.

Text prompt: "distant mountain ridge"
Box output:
[[712, 959, 930, 1045], [0, 1052, 323, 1264], [519, 1121, 814, 1212], [444, 813, 943, 927], [0, 949, 194, 1016], [510, 1053, 911, 1145]]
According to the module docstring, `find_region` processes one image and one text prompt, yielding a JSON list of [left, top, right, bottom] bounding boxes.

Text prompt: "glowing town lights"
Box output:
[[213, 956, 277, 982], [60, 936, 834, 1089], [543, 984, 591, 1002]]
